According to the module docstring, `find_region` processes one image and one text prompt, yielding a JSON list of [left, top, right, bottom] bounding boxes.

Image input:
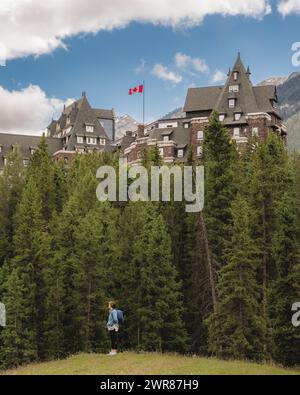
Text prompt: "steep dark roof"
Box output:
[[183, 54, 281, 120], [253, 85, 280, 116], [0, 133, 63, 166], [215, 53, 258, 116], [93, 109, 114, 119], [184, 86, 223, 112], [149, 127, 191, 147], [65, 95, 109, 150]]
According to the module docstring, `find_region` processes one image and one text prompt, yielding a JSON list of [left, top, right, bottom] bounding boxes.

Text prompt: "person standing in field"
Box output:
[[107, 301, 124, 356]]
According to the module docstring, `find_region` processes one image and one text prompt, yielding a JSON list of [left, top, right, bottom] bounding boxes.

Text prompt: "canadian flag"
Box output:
[[129, 84, 144, 95]]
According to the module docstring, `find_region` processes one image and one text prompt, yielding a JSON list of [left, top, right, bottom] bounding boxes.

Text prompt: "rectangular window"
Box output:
[[87, 137, 97, 145], [177, 149, 184, 158], [0, 146, 2, 153], [219, 114, 225, 122], [233, 71, 238, 81], [252, 127, 259, 137], [159, 148, 164, 157], [229, 85, 239, 93], [233, 128, 240, 138], [234, 113, 242, 121], [77, 136, 84, 144], [23, 159, 29, 167], [184, 123, 189, 129], [197, 131, 204, 140], [66, 117, 71, 125], [30, 148, 36, 155], [100, 139, 106, 146], [163, 136, 169, 142], [86, 125, 95, 133], [229, 99, 235, 108], [197, 146, 203, 157]]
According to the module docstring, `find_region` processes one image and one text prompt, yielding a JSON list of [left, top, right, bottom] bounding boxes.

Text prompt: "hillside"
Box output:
[[2, 353, 299, 375]]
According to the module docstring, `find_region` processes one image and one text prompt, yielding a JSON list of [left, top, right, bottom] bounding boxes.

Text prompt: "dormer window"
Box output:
[[229, 85, 239, 93], [229, 99, 236, 109], [56, 123, 60, 132], [100, 138, 106, 146], [77, 136, 84, 144], [87, 137, 97, 145], [86, 124, 95, 133], [219, 114, 226, 122], [30, 148, 36, 155], [184, 123, 189, 129], [163, 136, 169, 142], [234, 113, 242, 121], [177, 149, 184, 158], [66, 117, 71, 125], [233, 71, 238, 81]]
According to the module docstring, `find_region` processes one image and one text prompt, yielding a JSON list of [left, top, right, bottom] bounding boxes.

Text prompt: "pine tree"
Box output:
[[1, 176, 47, 367], [207, 194, 267, 361], [203, 111, 237, 268], [249, 134, 290, 325], [269, 181, 300, 366], [45, 169, 105, 356], [28, 135, 56, 221], [71, 203, 120, 353], [134, 204, 188, 352], [0, 147, 25, 266]]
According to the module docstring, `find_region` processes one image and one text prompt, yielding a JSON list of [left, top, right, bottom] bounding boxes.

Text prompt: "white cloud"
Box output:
[[0, 85, 73, 134], [175, 53, 191, 69], [0, 0, 271, 62], [192, 58, 209, 74], [152, 64, 182, 84], [175, 52, 209, 74], [278, 0, 300, 15], [211, 70, 227, 83]]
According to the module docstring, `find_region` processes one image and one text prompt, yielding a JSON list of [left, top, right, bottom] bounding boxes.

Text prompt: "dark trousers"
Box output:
[[110, 329, 118, 350]]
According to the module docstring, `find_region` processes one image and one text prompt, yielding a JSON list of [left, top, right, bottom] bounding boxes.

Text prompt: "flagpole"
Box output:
[[143, 80, 145, 126]]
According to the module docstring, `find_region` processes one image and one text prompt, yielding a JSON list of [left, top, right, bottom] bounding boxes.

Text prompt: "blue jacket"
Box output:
[[107, 309, 118, 327]]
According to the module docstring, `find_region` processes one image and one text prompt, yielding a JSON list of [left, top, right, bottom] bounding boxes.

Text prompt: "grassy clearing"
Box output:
[[2, 352, 300, 375]]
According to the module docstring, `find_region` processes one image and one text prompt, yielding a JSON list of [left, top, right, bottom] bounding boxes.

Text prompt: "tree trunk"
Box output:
[[199, 212, 217, 312]]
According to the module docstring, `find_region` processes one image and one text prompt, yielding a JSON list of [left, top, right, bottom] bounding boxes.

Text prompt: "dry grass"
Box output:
[[2, 352, 300, 375]]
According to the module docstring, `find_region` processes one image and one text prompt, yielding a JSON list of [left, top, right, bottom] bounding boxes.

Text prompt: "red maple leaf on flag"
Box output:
[[129, 84, 144, 95]]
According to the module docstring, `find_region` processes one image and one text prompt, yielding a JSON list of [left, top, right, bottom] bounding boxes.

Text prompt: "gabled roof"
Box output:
[[183, 53, 281, 120], [93, 109, 114, 119], [0, 133, 63, 166], [215, 53, 258, 116], [184, 86, 223, 112]]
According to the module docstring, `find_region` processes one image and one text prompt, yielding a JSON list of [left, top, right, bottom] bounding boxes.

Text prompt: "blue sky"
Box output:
[[0, 0, 300, 132]]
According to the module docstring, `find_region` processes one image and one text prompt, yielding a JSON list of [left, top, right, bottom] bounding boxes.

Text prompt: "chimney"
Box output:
[[137, 124, 145, 138]]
